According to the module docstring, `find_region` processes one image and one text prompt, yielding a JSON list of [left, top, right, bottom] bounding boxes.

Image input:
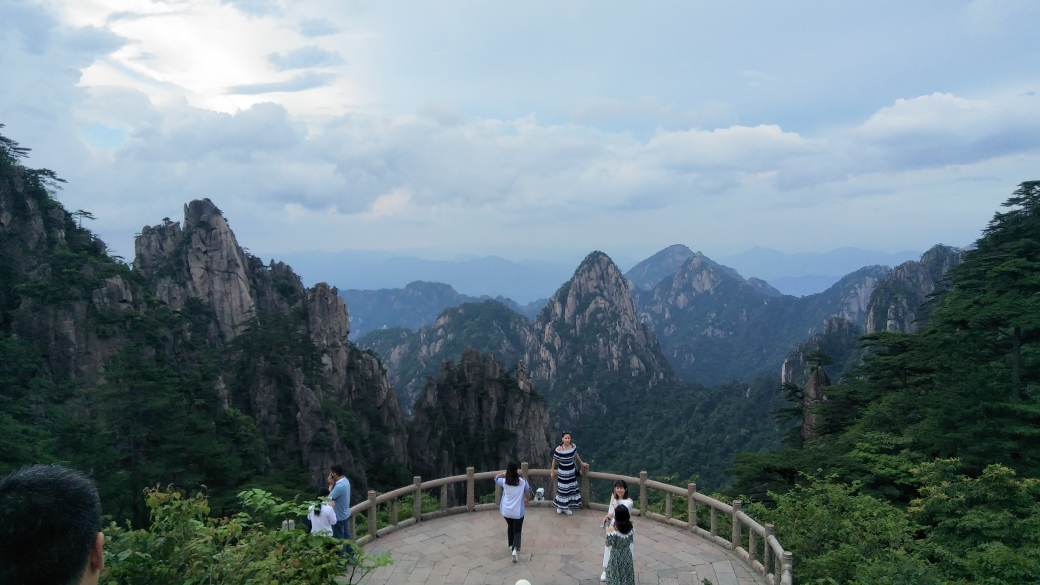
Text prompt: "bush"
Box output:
[[102, 487, 391, 585]]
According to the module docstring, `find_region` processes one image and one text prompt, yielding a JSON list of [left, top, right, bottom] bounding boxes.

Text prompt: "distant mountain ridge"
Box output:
[[718, 246, 921, 296], [341, 281, 543, 339], [633, 249, 889, 384], [274, 251, 575, 304]]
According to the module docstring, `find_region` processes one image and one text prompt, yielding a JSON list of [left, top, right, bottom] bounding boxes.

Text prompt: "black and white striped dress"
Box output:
[[553, 445, 582, 510]]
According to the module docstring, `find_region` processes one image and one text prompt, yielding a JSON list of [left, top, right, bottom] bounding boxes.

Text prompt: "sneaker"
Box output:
[[511, 549, 518, 563], [600, 572, 607, 582], [556, 507, 563, 514], [564, 509, 573, 515]]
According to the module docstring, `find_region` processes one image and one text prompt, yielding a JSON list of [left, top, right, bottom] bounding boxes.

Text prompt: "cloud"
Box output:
[[226, 72, 335, 95], [298, 18, 341, 37], [367, 188, 411, 217], [267, 46, 344, 71], [220, 0, 280, 17], [6, 0, 1040, 261]]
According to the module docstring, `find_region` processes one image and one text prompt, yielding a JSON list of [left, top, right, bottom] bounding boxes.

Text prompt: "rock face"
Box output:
[[523, 252, 673, 432], [633, 254, 888, 385], [0, 163, 131, 384], [362, 300, 537, 415], [135, 200, 255, 343], [134, 200, 409, 488], [363, 252, 673, 438], [781, 317, 860, 387], [407, 349, 553, 487], [864, 245, 963, 334], [801, 365, 830, 440]]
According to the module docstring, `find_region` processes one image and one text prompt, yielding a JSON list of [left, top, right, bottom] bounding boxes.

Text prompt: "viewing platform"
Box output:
[[359, 506, 765, 585], [348, 466, 793, 585]]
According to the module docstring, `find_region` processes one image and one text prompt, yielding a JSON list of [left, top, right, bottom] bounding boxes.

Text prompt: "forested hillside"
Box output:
[[0, 130, 411, 526], [730, 182, 1040, 584]]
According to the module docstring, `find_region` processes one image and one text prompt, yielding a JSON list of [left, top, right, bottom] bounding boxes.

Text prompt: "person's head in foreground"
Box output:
[[515, 580, 532, 585], [0, 464, 104, 585]]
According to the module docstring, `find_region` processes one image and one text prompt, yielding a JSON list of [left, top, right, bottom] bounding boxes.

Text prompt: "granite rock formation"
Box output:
[[363, 300, 536, 416], [632, 252, 888, 385], [864, 245, 963, 334], [135, 200, 409, 487], [407, 349, 553, 488], [801, 364, 830, 440], [781, 317, 861, 387]]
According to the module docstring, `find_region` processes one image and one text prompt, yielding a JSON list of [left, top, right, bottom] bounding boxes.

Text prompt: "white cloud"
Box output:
[[5, 0, 1040, 262], [367, 188, 410, 217]]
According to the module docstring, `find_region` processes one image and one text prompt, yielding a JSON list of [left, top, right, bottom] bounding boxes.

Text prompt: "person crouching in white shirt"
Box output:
[[308, 488, 338, 535]]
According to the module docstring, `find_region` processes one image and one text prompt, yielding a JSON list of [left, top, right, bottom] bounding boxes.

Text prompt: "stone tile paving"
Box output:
[[357, 508, 765, 585]]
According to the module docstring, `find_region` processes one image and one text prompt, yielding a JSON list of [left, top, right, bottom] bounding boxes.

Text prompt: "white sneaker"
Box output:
[[564, 509, 573, 515], [600, 572, 607, 582], [556, 507, 562, 514], [511, 549, 518, 563]]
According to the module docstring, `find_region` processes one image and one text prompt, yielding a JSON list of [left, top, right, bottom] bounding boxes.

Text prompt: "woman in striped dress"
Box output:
[[550, 432, 588, 514]]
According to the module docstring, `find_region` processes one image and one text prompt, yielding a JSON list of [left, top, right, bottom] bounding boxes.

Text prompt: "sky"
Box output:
[[2, 0, 1039, 264]]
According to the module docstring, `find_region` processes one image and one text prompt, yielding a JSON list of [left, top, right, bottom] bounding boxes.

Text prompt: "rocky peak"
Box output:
[[864, 245, 963, 334], [527, 251, 672, 431], [801, 365, 830, 440], [134, 199, 254, 342], [624, 244, 696, 291]]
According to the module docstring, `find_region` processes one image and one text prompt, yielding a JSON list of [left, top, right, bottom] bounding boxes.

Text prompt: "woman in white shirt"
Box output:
[[308, 488, 338, 535], [601, 480, 634, 582], [494, 462, 532, 563]]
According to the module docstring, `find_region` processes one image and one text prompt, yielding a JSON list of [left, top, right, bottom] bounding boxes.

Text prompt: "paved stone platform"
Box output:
[[359, 507, 765, 585]]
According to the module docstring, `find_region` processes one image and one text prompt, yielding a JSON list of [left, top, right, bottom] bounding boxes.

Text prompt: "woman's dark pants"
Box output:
[[506, 516, 524, 550]]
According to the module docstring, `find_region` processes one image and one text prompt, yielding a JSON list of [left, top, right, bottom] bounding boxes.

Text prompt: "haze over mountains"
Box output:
[[273, 245, 924, 305]]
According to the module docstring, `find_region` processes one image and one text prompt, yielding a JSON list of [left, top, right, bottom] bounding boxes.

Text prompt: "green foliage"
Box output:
[[745, 475, 935, 584], [102, 487, 391, 585], [581, 376, 790, 492], [733, 182, 1040, 584], [908, 461, 1040, 584]]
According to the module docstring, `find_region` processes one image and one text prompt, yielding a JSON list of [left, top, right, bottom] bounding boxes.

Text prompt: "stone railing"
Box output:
[[348, 464, 793, 585]]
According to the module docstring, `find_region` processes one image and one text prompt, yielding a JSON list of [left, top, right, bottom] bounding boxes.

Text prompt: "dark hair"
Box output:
[[314, 488, 330, 516], [330, 464, 345, 477], [505, 462, 520, 486], [0, 465, 102, 585], [613, 479, 629, 500], [613, 503, 633, 535]]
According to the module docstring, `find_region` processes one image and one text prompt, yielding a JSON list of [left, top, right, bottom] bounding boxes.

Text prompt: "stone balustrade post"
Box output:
[[687, 483, 697, 532], [367, 490, 377, 537], [581, 463, 591, 508], [521, 461, 529, 484], [495, 482, 502, 505], [665, 492, 673, 519], [710, 507, 718, 538], [639, 471, 648, 515], [748, 528, 757, 567], [440, 484, 448, 510], [391, 498, 398, 527], [764, 524, 775, 575], [731, 500, 743, 549], [466, 467, 475, 511], [413, 476, 422, 522], [781, 551, 793, 585]]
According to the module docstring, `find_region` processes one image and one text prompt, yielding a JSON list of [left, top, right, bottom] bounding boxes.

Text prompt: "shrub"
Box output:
[[102, 487, 390, 585]]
